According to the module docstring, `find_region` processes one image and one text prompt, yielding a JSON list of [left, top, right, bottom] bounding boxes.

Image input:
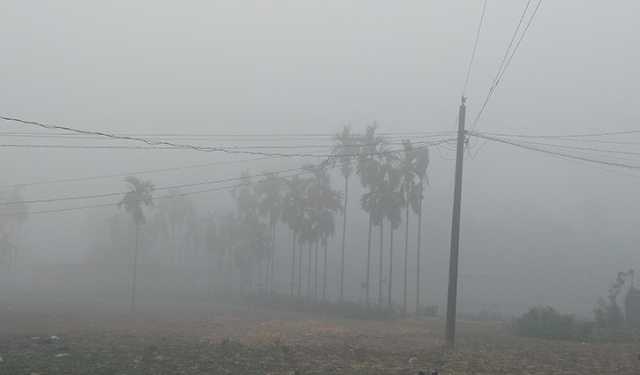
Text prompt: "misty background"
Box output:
[[1, 0, 640, 317]]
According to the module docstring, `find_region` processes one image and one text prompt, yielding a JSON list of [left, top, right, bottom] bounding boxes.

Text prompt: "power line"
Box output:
[[0, 115, 452, 159], [0, 166, 310, 206], [0, 138, 454, 189], [0, 144, 210, 150], [0, 139, 453, 206], [0, 137, 452, 151], [500, 138, 640, 157], [495, 0, 544, 87], [482, 129, 640, 139], [0, 156, 279, 189], [470, 0, 543, 130], [462, 0, 488, 96], [0, 130, 454, 139], [469, 131, 640, 170], [0, 168, 321, 217]]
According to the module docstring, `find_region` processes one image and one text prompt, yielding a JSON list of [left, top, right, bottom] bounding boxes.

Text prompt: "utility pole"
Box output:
[[445, 96, 467, 347]]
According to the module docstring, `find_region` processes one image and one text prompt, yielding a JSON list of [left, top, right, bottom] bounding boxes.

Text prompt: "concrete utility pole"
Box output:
[[445, 96, 467, 347]]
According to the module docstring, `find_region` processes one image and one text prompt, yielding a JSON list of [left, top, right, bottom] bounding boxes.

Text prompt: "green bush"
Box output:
[[514, 306, 593, 341], [246, 292, 396, 320], [416, 305, 439, 317]]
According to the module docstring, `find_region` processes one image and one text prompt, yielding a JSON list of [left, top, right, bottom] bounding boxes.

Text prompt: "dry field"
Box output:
[[0, 302, 638, 375]]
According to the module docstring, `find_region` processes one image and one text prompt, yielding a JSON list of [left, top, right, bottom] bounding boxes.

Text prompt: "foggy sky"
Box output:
[[2, 0, 640, 316]]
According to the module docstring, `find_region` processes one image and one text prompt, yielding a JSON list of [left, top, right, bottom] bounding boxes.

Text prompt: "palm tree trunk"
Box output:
[[323, 239, 328, 301], [297, 240, 303, 297], [416, 179, 424, 313], [314, 241, 319, 300], [307, 243, 312, 298], [131, 223, 140, 313], [378, 221, 384, 306], [264, 254, 269, 295], [340, 176, 349, 301], [388, 226, 394, 309], [366, 214, 372, 307], [290, 231, 296, 296], [403, 201, 410, 314], [270, 222, 276, 294]]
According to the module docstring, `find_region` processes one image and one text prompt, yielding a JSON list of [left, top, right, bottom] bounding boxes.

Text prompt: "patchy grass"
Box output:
[[0, 307, 638, 374]]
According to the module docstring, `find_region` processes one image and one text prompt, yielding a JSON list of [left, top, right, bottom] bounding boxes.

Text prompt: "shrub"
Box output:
[[514, 306, 592, 341], [416, 305, 439, 317]]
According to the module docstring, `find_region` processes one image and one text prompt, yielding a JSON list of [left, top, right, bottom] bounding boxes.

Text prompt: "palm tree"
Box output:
[[217, 213, 239, 292], [119, 176, 154, 313], [413, 146, 430, 313], [156, 189, 195, 264], [306, 163, 341, 301], [0, 187, 29, 269], [282, 175, 308, 296], [232, 172, 263, 291], [374, 153, 403, 309], [332, 126, 356, 301], [399, 141, 418, 313], [256, 173, 284, 294], [361, 182, 385, 307], [203, 213, 218, 297], [356, 124, 384, 307], [296, 210, 316, 299], [319, 216, 334, 301]]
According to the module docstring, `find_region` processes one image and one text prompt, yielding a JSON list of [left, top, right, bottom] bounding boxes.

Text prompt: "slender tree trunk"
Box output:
[[403, 201, 410, 314], [340, 176, 349, 301], [290, 230, 296, 296], [307, 243, 312, 298], [264, 253, 269, 295], [323, 239, 328, 301], [378, 221, 384, 306], [207, 253, 213, 299], [416, 179, 424, 313], [270, 222, 276, 294], [314, 241, 319, 300], [297, 240, 303, 297], [366, 214, 372, 307], [131, 223, 140, 313], [388, 226, 394, 309]]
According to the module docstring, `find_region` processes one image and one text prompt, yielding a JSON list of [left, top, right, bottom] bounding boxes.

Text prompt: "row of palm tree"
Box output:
[[0, 187, 29, 270], [336, 125, 429, 312], [116, 125, 430, 313]]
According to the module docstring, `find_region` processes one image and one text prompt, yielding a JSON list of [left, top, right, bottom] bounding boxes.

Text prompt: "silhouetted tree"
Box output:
[[155, 189, 195, 264], [255, 173, 284, 293], [356, 124, 384, 307], [332, 125, 356, 301], [232, 173, 271, 292], [399, 141, 418, 313], [380, 155, 403, 309], [282, 175, 308, 296], [0, 187, 28, 269], [413, 146, 430, 312], [305, 163, 341, 301], [119, 176, 154, 313]]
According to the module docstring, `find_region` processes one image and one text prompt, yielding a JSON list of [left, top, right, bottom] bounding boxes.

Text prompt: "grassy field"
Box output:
[[0, 303, 638, 374]]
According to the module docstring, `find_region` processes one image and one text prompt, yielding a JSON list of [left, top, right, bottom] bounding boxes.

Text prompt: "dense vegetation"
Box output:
[[81, 125, 434, 315], [515, 270, 640, 341]]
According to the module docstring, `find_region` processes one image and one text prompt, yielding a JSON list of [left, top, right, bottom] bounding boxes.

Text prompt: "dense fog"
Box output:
[[1, 0, 640, 320]]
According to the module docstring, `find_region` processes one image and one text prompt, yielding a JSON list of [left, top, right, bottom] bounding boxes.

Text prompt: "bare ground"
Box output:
[[0, 302, 639, 374]]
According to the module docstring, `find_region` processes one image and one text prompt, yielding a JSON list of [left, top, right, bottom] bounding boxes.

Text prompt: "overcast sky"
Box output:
[[2, 0, 640, 315]]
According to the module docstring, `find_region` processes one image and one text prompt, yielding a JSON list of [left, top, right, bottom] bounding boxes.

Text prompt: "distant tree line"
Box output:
[[92, 125, 431, 314]]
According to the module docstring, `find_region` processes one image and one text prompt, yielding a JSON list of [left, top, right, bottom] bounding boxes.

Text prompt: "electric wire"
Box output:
[[468, 131, 640, 170], [461, 0, 488, 96], [0, 169, 316, 217], [0, 115, 452, 159], [0, 139, 453, 206], [470, 0, 543, 130]]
